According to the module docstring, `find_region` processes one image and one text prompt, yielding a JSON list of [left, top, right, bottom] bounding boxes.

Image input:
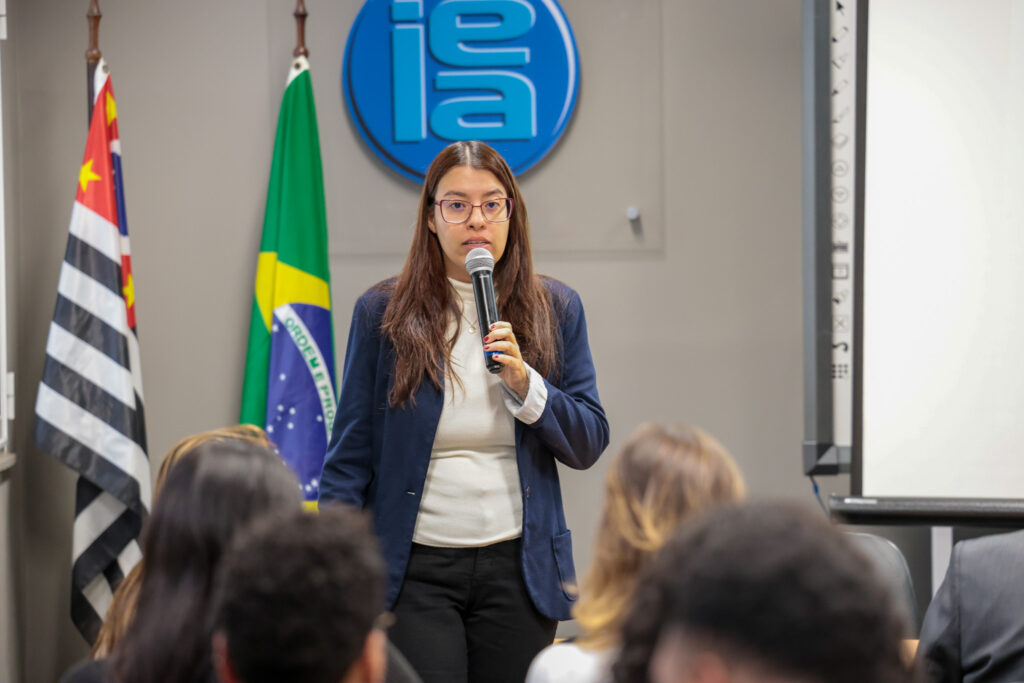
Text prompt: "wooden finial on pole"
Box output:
[[293, 0, 309, 58], [86, 0, 102, 122]]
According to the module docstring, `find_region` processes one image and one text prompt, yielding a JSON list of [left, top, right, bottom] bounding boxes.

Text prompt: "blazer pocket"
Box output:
[[551, 530, 579, 602]]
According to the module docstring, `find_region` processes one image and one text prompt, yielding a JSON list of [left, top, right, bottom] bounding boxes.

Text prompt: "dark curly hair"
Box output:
[[612, 502, 917, 683], [209, 507, 386, 683]]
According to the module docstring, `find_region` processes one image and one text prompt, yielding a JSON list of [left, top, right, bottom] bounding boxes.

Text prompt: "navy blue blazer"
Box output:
[[319, 278, 609, 621]]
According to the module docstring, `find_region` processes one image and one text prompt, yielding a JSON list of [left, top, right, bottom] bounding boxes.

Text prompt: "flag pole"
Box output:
[[86, 0, 101, 122], [294, 0, 309, 58], [241, 0, 335, 504]]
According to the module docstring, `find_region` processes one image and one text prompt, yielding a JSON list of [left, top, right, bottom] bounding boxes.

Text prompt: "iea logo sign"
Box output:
[[343, 0, 579, 181]]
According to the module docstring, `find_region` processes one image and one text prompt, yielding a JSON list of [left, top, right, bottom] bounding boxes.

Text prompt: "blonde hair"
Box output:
[[90, 424, 273, 658], [572, 423, 746, 649]]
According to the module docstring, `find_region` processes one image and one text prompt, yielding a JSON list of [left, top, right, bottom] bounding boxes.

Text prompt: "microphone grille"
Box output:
[[465, 247, 494, 274]]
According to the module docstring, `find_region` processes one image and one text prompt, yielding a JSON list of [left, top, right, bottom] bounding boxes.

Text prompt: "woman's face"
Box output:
[[428, 165, 510, 282]]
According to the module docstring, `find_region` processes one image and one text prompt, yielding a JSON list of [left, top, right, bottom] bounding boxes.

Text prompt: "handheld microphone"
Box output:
[[465, 248, 503, 374]]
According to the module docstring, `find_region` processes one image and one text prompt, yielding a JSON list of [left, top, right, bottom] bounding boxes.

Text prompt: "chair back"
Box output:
[[846, 531, 919, 638]]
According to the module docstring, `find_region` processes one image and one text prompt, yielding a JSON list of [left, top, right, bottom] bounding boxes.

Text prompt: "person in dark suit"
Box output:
[[918, 529, 1024, 683], [319, 141, 609, 683]]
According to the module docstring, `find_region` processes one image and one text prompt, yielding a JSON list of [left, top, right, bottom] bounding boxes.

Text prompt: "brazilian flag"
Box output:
[[241, 56, 335, 504]]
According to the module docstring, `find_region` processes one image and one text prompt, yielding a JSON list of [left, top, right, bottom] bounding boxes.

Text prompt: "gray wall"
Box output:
[[2, 1, 922, 681]]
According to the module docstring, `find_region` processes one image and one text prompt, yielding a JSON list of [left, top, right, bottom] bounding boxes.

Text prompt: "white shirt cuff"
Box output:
[[502, 363, 548, 425]]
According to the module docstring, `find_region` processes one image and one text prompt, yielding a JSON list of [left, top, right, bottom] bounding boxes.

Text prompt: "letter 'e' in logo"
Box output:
[[343, 0, 579, 181]]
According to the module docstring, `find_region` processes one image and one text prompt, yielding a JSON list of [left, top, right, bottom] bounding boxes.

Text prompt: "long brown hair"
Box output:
[[381, 141, 558, 407], [112, 441, 301, 683], [90, 425, 273, 659], [572, 423, 746, 649]]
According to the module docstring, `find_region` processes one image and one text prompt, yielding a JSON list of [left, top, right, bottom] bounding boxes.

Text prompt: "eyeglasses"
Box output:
[[435, 197, 514, 224]]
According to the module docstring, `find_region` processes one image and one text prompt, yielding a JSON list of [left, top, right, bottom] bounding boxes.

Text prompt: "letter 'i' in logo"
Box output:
[[343, 0, 579, 181]]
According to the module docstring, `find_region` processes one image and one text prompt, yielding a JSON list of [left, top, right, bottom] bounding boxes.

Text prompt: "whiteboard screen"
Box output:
[[861, 0, 1024, 498]]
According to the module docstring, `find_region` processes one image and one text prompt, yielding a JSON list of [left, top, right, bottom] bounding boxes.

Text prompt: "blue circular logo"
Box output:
[[343, 0, 580, 181]]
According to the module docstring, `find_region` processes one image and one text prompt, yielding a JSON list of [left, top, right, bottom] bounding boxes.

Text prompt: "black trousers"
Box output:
[[388, 539, 558, 683]]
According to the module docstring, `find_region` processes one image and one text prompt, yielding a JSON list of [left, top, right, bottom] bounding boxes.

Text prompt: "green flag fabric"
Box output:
[[240, 56, 336, 503]]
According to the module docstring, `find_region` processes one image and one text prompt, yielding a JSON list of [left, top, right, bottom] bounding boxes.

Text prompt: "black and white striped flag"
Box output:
[[33, 61, 150, 644]]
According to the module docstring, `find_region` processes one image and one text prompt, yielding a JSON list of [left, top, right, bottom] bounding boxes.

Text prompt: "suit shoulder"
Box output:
[[354, 278, 397, 315], [958, 529, 1024, 565], [539, 276, 582, 314], [539, 275, 578, 299]]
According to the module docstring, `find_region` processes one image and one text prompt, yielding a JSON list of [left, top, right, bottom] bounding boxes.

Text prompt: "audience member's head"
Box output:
[[92, 424, 275, 658], [112, 439, 301, 683], [613, 502, 914, 683], [573, 422, 745, 648], [210, 507, 387, 683], [152, 423, 273, 498]]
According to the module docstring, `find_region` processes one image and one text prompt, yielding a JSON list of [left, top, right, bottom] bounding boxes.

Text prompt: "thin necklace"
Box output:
[[450, 280, 479, 333], [459, 300, 478, 333]]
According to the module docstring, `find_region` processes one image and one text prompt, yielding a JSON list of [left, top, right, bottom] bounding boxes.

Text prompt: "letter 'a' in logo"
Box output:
[[343, 0, 579, 181]]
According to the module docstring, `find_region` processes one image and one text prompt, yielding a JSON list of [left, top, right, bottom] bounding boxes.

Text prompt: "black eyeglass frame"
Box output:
[[433, 197, 515, 224]]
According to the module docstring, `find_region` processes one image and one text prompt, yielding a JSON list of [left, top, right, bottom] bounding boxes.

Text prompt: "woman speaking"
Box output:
[[319, 140, 608, 683]]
